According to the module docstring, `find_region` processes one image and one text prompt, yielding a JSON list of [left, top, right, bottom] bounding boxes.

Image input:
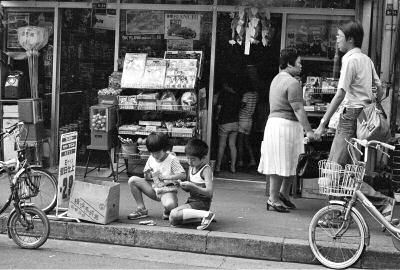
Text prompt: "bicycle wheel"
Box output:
[[8, 205, 50, 249], [309, 204, 366, 269], [27, 168, 58, 213]]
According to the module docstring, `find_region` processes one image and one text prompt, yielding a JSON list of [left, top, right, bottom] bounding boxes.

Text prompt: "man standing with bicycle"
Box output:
[[314, 20, 395, 223]]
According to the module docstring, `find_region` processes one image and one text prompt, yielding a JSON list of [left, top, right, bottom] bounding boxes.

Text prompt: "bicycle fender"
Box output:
[[328, 200, 370, 246]]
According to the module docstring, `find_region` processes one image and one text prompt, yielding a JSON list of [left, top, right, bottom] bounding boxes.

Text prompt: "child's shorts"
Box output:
[[186, 197, 211, 211], [238, 119, 252, 135]]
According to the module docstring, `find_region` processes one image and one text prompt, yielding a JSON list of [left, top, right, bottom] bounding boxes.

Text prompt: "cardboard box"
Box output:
[[301, 178, 326, 200], [68, 179, 120, 224]]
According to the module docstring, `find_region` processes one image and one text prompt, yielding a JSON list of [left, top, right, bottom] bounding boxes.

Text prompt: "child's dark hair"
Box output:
[[146, 132, 170, 153], [185, 139, 209, 159]]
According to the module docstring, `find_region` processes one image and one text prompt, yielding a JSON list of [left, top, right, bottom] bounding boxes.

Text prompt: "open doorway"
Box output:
[[211, 12, 282, 180]]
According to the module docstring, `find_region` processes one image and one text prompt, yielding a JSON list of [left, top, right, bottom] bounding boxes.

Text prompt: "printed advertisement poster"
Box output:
[[126, 11, 164, 35], [121, 53, 147, 88], [57, 131, 78, 207], [93, 14, 116, 30], [140, 58, 167, 89], [164, 58, 198, 89], [7, 13, 30, 49], [165, 13, 201, 40]]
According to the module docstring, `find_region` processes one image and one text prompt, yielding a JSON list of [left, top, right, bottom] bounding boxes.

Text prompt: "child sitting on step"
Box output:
[[127, 132, 186, 220], [169, 139, 215, 230]]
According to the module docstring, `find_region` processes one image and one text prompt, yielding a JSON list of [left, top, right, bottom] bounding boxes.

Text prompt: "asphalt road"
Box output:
[[0, 235, 332, 269]]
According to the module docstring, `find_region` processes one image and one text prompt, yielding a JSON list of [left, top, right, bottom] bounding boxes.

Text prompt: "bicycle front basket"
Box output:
[[17, 173, 40, 199], [318, 160, 365, 197]]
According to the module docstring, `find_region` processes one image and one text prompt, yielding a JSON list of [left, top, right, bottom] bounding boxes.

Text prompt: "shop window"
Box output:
[[119, 9, 212, 87], [217, 0, 356, 9], [3, 10, 54, 130], [285, 14, 354, 79], [60, 8, 115, 164]]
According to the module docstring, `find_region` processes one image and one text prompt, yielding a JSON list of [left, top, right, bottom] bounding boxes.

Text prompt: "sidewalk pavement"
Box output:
[[1, 170, 399, 268]]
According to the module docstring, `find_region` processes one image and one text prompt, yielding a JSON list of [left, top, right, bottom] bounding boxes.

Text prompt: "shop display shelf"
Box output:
[[308, 87, 336, 94], [171, 127, 195, 138], [119, 104, 138, 110]]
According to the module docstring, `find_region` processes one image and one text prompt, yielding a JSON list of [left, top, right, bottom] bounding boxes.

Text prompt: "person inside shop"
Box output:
[[214, 74, 242, 174], [127, 132, 186, 220], [237, 76, 259, 169], [258, 48, 317, 213], [314, 20, 395, 223], [169, 139, 215, 230]]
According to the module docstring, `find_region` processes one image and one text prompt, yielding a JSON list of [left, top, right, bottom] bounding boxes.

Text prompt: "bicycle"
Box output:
[[2, 122, 58, 213], [0, 122, 50, 248], [308, 137, 399, 269]]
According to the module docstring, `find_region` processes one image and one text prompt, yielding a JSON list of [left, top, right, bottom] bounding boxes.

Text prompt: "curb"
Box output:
[[1, 217, 399, 268]]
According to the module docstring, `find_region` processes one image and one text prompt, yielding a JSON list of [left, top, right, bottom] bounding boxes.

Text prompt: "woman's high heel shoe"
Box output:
[[266, 200, 289, 213], [279, 192, 296, 209]]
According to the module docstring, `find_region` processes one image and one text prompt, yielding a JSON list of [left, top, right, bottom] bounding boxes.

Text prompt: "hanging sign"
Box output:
[[57, 131, 78, 207]]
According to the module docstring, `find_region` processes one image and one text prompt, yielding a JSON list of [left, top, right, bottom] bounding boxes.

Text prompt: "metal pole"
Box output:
[[50, 6, 61, 167], [206, 0, 217, 161]]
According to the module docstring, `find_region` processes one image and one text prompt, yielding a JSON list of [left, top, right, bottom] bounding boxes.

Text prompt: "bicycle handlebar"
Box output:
[[1, 122, 23, 137], [350, 138, 395, 151]]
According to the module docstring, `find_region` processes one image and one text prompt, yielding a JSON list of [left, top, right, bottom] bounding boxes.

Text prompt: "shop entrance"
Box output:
[[59, 9, 115, 166], [211, 13, 282, 180]]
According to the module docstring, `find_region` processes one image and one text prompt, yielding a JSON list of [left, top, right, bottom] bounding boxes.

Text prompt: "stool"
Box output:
[[84, 145, 116, 181]]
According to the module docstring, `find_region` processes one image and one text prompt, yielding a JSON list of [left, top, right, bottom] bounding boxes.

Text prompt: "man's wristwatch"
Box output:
[[320, 118, 326, 126]]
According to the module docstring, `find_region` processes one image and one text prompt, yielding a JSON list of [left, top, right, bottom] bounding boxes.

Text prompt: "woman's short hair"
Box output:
[[185, 139, 209, 159], [339, 20, 364, 48], [146, 132, 170, 153], [279, 48, 299, 70]]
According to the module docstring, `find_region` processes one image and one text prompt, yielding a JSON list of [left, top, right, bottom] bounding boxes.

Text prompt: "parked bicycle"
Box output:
[[3, 122, 58, 213], [0, 122, 50, 248], [308, 137, 399, 269]]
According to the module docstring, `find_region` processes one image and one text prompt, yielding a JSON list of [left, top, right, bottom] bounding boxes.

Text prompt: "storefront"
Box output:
[[0, 1, 396, 178]]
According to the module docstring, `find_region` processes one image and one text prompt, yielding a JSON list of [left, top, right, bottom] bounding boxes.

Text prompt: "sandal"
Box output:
[[197, 212, 216, 230]]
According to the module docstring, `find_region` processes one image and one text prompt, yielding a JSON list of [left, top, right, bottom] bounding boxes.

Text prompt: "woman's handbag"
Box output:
[[356, 102, 390, 141], [356, 60, 391, 141], [296, 148, 329, 178]]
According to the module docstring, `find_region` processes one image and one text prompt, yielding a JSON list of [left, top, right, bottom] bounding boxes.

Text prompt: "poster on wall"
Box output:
[[7, 13, 30, 49], [165, 13, 201, 40], [126, 11, 164, 35], [93, 14, 116, 30]]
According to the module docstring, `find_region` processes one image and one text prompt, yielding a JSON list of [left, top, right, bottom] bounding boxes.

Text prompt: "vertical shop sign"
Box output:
[[165, 13, 201, 40], [57, 132, 78, 207]]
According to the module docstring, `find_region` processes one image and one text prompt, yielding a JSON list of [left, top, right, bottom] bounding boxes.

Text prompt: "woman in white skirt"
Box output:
[[258, 48, 316, 212]]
